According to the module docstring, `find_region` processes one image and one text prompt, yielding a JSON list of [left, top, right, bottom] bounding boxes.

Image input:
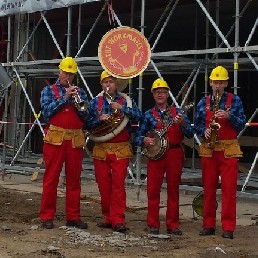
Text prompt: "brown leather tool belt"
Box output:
[[43, 124, 85, 148], [199, 139, 243, 158], [92, 142, 133, 160]]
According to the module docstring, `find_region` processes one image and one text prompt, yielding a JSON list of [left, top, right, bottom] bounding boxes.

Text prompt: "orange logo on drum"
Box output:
[[98, 26, 151, 79]]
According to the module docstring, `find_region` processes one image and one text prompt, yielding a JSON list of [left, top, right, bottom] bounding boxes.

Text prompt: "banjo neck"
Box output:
[[159, 102, 194, 136]]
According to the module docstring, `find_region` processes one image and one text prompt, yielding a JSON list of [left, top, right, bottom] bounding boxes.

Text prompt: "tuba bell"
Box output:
[[87, 26, 150, 143]]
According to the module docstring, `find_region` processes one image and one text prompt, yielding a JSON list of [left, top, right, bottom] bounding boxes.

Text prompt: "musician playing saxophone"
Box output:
[[86, 71, 142, 233], [134, 78, 193, 236], [194, 66, 246, 239]]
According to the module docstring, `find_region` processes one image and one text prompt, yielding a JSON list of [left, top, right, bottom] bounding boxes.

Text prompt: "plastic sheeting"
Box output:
[[0, 0, 101, 17]]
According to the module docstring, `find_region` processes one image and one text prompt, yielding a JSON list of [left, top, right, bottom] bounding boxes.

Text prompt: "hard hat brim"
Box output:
[[151, 86, 170, 92]]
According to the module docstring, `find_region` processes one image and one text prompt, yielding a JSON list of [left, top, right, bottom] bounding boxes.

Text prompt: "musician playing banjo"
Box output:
[[85, 71, 142, 233], [134, 78, 194, 236]]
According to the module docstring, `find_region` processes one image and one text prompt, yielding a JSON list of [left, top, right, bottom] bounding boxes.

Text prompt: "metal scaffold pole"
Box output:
[[0, 0, 258, 193], [233, 0, 240, 95], [135, 0, 146, 202]]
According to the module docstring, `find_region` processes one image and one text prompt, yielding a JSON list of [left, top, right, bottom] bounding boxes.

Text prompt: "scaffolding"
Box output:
[[1, 0, 258, 196]]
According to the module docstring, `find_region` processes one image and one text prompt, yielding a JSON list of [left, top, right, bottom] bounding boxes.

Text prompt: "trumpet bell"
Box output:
[[75, 99, 87, 111]]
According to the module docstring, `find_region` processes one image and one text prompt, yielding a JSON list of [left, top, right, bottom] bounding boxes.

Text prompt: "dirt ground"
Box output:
[[0, 173, 258, 258]]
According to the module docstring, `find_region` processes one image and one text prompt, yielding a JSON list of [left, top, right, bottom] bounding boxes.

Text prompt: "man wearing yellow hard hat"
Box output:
[[86, 70, 142, 233], [40, 57, 89, 230], [135, 78, 194, 235], [195, 65, 246, 239]]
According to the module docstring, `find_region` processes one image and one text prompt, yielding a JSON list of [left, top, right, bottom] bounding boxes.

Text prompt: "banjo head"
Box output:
[[143, 130, 169, 160]]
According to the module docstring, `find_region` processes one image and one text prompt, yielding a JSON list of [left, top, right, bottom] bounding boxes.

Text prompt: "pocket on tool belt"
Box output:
[[43, 129, 64, 145], [72, 131, 85, 148], [92, 145, 107, 160], [198, 143, 213, 157], [116, 143, 133, 159], [224, 142, 243, 158]]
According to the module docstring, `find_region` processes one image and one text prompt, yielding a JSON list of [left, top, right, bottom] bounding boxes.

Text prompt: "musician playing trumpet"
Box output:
[[195, 66, 246, 239], [40, 57, 89, 229], [134, 78, 193, 236], [86, 71, 142, 233]]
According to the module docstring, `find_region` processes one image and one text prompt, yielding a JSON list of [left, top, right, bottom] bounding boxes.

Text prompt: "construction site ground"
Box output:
[[0, 172, 258, 258]]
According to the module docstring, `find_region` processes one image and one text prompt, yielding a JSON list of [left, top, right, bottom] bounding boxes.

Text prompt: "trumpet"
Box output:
[[67, 80, 88, 112]]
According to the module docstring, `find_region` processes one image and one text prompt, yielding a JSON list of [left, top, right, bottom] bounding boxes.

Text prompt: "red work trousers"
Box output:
[[40, 140, 83, 221], [147, 147, 184, 229], [201, 151, 238, 231], [94, 154, 129, 227]]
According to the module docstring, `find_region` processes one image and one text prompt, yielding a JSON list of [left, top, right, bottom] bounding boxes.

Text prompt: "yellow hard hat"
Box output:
[[100, 70, 112, 83], [151, 78, 170, 92], [209, 66, 229, 80], [58, 57, 77, 74]]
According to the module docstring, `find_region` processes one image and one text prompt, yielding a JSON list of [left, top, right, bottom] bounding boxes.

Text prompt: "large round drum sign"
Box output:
[[98, 26, 151, 79]]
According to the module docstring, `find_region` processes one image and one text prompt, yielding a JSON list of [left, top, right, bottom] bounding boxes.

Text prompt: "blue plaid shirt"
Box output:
[[134, 106, 194, 146], [194, 91, 246, 137], [86, 92, 142, 131], [40, 79, 89, 123]]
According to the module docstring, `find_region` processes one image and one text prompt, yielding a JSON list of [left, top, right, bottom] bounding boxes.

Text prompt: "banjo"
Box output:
[[142, 102, 194, 160]]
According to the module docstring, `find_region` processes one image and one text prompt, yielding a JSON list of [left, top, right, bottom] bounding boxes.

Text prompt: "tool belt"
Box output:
[[92, 142, 133, 160], [43, 124, 85, 148], [199, 139, 243, 158]]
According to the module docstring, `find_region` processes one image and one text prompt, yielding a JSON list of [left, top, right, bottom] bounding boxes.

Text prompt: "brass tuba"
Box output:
[[208, 90, 221, 149], [85, 91, 132, 143]]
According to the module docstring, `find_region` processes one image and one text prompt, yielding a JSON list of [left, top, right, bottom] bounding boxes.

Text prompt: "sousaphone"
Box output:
[[86, 91, 132, 143], [86, 26, 151, 146]]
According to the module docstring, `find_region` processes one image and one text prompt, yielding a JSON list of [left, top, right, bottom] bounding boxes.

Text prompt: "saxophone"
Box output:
[[208, 90, 221, 149]]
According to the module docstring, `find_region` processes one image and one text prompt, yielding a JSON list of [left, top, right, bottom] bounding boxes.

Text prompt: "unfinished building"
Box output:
[[0, 0, 258, 194]]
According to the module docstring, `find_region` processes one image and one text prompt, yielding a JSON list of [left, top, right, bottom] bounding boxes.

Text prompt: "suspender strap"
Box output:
[[51, 84, 61, 99], [97, 96, 103, 117], [206, 95, 211, 109], [152, 107, 162, 129], [225, 93, 233, 110], [206, 92, 233, 110], [170, 106, 176, 117], [152, 106, 175, 129]]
